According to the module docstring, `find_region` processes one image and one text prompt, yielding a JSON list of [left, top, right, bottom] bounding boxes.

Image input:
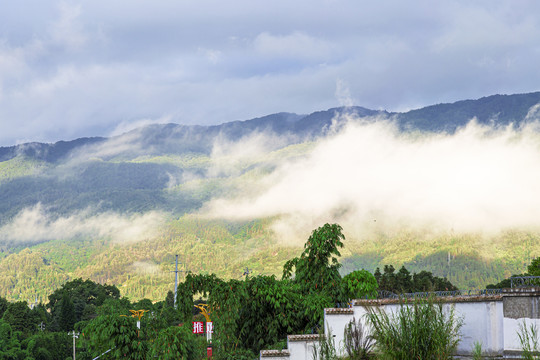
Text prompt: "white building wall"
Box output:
[[262, 289, 540, 359], [504, 317, 540, 351], [287, 339, 317, 360], [323, 311, 354, 356], [453, 301, 504, 356], [349, 300, 504, 357]]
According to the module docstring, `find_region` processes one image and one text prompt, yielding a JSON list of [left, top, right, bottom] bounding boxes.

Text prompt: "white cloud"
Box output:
[[131, 261, 160, 274], [208, 131, 296, 177], [201, 114, 540, 242], [0, 204, 165, 244], [66, 130, 145, 161], [335, 79, 354, 107]]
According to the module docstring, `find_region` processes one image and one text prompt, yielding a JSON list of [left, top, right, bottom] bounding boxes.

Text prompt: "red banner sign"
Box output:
[[193, 321, 204, 334]]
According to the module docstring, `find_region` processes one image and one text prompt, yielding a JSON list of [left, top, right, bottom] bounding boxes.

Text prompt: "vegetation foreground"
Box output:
[[1, 223, 539, 359]]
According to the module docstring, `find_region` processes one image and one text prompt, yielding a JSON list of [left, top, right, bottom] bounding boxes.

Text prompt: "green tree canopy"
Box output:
[[0, 297, 8, 319], [374, 265, 457, 293], [57, 292, 76, 332], [48, 278, 120, 328], [83, 315, 147, 360], [527, 257, 540, 276], [282, 223, 345, 301], [150, 325, 198, 360], [26, 332, 70, 360], [342, 269, 378, 299], [2, 301, 33, 333]]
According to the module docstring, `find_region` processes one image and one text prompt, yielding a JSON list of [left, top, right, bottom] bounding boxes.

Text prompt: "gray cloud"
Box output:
[[1, 1, 540, 146]]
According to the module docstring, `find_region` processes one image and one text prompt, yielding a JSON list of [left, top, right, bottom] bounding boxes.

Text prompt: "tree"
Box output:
[[57, 292, 76, 332], [0, 319, 30, 360], [237, 275, 304, 353], [26, 332, 71, 360], [0, 297, 8, 319], [412, 271, 457, 292], [133, 298, 153, 311], [165, 290, 175, 308], [375, 265, 457, 293], [1, 301, 33, 333], [84, 315, 147, 360], [150, 325, 198, 360], [379, 265, 396, 292], [374, 268, 382, 285], [172, 224, 385, 356], [280, 223, 348, 334], [48, 278, 120, 327], [396, 266, 413, 293], [342, 270, 378, 300], [527, 257, 540, 276], [487, 257, 540, 288], [282, 223, 345, 301], [96, 297, 132, 316]]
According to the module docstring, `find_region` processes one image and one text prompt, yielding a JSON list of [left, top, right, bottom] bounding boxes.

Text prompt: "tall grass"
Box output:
[[343, 318, 374, 359], [518, 320, 540, 360], [472, 341, 483, 360], [312, 325, 338, 360], [365, 297, 463, 360]]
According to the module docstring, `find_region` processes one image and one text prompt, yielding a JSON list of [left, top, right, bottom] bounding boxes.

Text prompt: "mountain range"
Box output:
[[3, 91, 540, 163], [1, 91, 540, 303]]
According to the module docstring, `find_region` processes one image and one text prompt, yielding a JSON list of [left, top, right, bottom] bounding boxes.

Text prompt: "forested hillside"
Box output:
[[1, 92, 540, 303]]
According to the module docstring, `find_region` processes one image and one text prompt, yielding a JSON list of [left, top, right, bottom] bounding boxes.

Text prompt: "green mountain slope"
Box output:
[[0, 217, 300, 303], [1, 217, 537, 303], [1, 92, 540, 302]]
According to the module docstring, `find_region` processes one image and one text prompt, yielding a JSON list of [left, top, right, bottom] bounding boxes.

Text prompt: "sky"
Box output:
[[1, 0, 539, 146]]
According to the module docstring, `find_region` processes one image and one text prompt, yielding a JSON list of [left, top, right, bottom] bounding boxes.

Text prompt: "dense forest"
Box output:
[[1, 216, 538, 304]]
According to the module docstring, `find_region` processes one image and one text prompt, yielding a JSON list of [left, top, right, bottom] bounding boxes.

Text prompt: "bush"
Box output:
[[365, 297, 463, 360]]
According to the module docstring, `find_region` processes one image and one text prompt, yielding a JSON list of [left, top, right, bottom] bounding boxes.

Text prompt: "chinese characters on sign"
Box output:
[[207, 321, 213, 341], [193, 321, 204, 334], [192, 321, 214, 336]]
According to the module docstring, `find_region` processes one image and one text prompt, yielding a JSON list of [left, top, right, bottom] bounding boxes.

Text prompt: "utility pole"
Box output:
[[172, 255, 188, 309], [173, 255, 179, 309], [68, 331, 80, 360]]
